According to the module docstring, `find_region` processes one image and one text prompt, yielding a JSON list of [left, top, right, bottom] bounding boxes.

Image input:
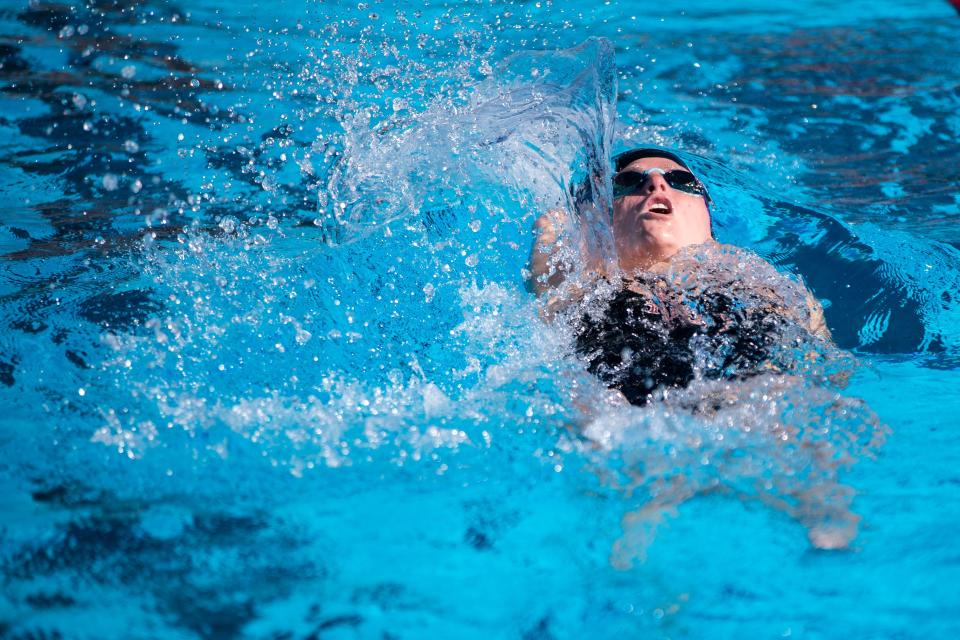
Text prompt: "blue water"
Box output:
[[2, 0, 960, 637]]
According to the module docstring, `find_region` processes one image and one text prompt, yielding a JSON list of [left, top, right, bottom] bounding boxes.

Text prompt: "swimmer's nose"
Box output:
[[645, 172, 670, 193]]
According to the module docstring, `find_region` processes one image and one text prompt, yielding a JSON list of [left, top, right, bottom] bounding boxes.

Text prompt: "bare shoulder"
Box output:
[[533, 208, 568, 239], [671, 242, 833, 340], [527, 208, 615, 303]]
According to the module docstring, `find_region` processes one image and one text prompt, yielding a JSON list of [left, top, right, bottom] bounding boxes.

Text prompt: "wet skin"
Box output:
[[527, 155, 828, 338], [527, 156, 713, 295], [612, 157, 713, 273]]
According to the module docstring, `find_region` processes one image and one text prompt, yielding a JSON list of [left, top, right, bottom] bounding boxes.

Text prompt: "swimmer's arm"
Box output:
[[527, 210, 612, 318], [527, 209, 568, 297], [528, 210, 584, 318]]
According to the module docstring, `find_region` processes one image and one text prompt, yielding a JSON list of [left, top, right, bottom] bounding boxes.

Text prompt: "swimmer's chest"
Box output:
[[618, 279, 700, 330], [618, 276, 787, 333]]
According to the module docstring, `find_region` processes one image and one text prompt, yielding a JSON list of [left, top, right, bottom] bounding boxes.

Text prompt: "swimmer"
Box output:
[[529, 148, 833, 406]]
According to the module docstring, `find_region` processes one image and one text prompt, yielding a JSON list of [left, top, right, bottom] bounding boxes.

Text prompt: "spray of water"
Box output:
[[0, 33, 888, 628]]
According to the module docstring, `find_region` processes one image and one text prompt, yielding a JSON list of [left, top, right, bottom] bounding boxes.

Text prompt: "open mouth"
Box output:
[[645, 197, 673, 215]]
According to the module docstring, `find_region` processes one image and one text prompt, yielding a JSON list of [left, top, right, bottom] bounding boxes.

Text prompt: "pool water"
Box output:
[[1, 0, 959, 638]]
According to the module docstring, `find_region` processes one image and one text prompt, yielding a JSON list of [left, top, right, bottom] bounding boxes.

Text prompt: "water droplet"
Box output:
[[147, 208, 168, 226], [121, 65, 136, 79], [102, 174, 119, 191], [219, 217, 237, 234]]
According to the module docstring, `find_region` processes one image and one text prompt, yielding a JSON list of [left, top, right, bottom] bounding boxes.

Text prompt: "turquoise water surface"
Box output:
[[1, 1, 960, 638]]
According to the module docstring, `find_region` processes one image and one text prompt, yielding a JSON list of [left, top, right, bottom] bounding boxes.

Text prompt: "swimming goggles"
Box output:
[[612, 167, 709, 200]]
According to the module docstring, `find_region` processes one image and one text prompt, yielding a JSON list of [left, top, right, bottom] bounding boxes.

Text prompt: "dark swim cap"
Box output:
[[614, 147, 692, 173]]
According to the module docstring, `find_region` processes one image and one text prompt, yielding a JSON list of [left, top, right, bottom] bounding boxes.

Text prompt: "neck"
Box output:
[[617, 242, 678, 273], [617, 239, 716, 275]]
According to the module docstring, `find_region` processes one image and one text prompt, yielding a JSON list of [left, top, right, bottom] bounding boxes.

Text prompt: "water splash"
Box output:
[[2, 5, 951, 636], [325, 37, 617, 265]]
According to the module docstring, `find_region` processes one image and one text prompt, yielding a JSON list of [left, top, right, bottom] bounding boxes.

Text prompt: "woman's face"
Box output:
[[611, 156, 713, 271]]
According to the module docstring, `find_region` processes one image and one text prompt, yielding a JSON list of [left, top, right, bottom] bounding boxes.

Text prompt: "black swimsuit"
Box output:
[[575, 277, 796, 405]]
